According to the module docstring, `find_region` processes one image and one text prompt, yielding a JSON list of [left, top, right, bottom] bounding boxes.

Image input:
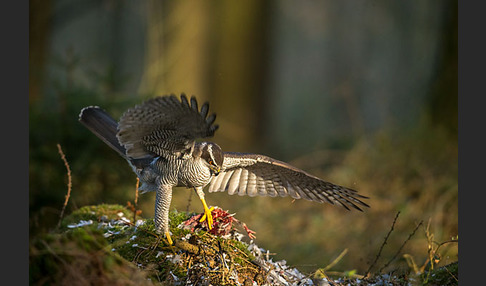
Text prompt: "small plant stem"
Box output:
[[56, 144, 72, 229], [364, 211, 400, 277]]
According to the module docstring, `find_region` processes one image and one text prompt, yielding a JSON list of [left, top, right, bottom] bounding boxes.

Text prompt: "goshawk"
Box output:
[[79, 94, 369, 244]]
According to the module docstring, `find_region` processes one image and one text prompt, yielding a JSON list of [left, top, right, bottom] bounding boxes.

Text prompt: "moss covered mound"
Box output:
[[30, 204, 270, 285], [30, 204, 458, 285]]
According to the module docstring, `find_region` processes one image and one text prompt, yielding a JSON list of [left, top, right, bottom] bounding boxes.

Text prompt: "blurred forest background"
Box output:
[[29, 0, 457, 275]]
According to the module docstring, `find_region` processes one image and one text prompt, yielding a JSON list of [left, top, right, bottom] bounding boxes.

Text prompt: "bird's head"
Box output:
[[199, 142, 224, 176]]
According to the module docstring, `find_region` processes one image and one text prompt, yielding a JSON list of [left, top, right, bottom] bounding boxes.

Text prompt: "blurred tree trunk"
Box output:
[[139, 0, 270, 152], [427, 0, 457, 137], [29, 0, 52, 104], [139, 0, 211, 99], [207, 1, 270, 152]]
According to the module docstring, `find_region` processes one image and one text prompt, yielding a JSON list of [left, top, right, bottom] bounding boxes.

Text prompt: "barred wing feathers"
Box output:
[[208, 152, 369, 211], [117, 94, 219, 159]]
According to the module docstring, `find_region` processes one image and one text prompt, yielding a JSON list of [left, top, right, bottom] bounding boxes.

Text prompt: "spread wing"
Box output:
[[208, 152, 369, 211], [117, 94, 218, 159]]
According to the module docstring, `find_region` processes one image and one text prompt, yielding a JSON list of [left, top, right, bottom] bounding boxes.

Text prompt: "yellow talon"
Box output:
[[165, 231, 173, 245], [199, 198, 214, 230]]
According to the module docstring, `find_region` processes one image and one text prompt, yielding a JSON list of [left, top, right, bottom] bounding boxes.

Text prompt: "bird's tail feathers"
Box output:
[[79, 106, 127, 158]]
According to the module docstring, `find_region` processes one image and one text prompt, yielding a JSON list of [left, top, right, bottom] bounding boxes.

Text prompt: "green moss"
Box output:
[[66, 227, 107, 251], [29, 222, 151, 285], [169, 209, 193, 237], [421, 262, 458, 286], [135, 217, 157, 233], [230, 239, 255, 261], [31, 204, 273, 285], [60, 204, 131, 230]]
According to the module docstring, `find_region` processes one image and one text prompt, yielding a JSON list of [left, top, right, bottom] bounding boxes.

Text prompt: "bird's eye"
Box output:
[[208, 159, 214, 166]]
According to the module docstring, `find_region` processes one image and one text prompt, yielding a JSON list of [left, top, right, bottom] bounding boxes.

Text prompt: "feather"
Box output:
[[200, 102, 209, 118], [208, 169, 226, 192], [237, 169, 249, 196], [116, 94, 219, 159], [226, 168, 242, 195], [219, 171, 234, 193], [209, 152, 370, 211], [78, 106, 127, 158], [263, 178, 276, 197], [180, 94, 190, 108], [190, 96, 198, 111], [246, 172, 258, 197], [206, 114, 216, 125]]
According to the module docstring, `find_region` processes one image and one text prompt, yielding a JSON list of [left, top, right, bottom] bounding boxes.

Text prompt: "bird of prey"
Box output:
[[79, 94, 369, 244]]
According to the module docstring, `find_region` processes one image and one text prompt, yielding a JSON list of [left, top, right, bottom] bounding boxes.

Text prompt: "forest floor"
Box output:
[[29, 204, 458, 285]]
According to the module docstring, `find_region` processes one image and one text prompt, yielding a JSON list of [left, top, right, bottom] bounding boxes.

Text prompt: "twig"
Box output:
[[134, 177, 139, 205], [314, 248, 349, 281], [421, 220, 458, 273], [324, 271, 364, 279], [435, 239, 459, 254], [133, 178, 140, 222], [126, 178, 142, 223], [442, 262, 458, 283], [56, 144, 72, 229], [379, 220, 423, 273], [364, 211, 400, 277], [323, 248, 348, 271], [186, 190, 192, 213], [421, 239, 459, 283]]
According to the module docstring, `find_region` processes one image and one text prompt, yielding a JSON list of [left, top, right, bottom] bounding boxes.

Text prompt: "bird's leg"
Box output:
[[164, 232, 173, 245], [155, 184, 174, 245], [194, 187, 214, 230]]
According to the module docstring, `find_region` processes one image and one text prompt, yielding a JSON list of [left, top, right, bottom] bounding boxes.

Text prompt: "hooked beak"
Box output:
[[211, 166, 221, 176]]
